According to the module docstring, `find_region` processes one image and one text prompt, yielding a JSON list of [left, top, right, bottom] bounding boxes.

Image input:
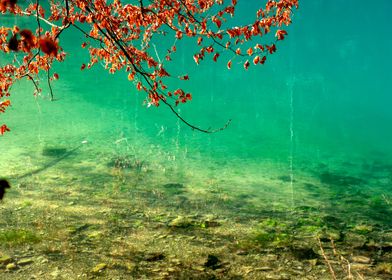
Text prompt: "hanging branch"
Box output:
[[0, 0, 299, 135]]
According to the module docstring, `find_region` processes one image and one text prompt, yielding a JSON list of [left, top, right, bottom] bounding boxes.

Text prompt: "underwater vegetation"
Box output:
[[0, 229, 40, 246], [107, 155, 145, 171]]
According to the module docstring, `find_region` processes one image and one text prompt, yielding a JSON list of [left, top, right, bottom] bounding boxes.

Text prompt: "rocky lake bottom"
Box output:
[[1, 145, 392, 279]]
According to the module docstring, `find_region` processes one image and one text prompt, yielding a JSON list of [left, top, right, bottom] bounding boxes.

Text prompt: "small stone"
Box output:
[[170, 258, 181, 265], [256, 266, 273, 271], [50, 268, 61, 278], [351, 263, 370, 271], [36, 256, 49, 264], [344, 232, 367, 248], [169, 216, 194, 228], [194, 266, 205, 272], [91, 263, 107, 273], [319, 228, 341, 241], [353, 224, 373, 234], [6, 263, 17, 270], [125, 263, 135, 271], [0, 255, 12, 264], [352, 256, 371, 264], [18, 258, 34, 266]]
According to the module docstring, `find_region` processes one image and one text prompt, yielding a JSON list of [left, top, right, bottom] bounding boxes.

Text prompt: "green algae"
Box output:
[[0, 229, 41, 245]]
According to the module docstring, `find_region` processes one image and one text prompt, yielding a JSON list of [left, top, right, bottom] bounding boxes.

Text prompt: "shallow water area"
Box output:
[[1, 0, 392, 279]]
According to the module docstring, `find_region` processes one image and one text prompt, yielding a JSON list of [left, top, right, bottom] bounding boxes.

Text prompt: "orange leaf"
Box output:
[[227, 60, 232, 69], [244, 60, 250, 70], [213, 53, 220, 62], [128, 72, 135, 81]]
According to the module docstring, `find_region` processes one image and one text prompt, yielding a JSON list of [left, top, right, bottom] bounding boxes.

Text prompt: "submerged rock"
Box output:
[[6, 262, 17, 270], [162, 183, 185, 195], [351, 255, 371, 264], [91, 263, 107, 273], [17, 258, 34, 266], [344, 232, 367, 248], [169, 216, 194, 228], [204, 254, 221, 269], [0, 255, 12, 264], [290, 247, 319, 260], [145, 252, 165, 262]]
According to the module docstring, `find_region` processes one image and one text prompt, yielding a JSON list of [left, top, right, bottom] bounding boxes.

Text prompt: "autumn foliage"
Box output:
[[0, 0, 299, 134]]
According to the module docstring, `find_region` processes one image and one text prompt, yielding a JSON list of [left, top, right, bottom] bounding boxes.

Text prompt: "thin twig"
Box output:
[[317, 237, 337, 280], [46, 64, 54, 101]]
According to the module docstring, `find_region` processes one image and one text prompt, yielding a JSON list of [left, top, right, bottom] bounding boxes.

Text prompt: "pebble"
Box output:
[[0, 255, 12, 264], [194, 266, 205, 271], [18, 258, 34, 266], [6, 263, 17, 270], [351, 263, 370, 271], [169, 216, 194, 228], [91, 263, 107, 273], [352, 255, 371, 264]]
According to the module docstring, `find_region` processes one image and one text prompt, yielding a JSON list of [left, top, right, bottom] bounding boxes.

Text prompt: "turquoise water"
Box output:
[[1, 0, 392, 278]]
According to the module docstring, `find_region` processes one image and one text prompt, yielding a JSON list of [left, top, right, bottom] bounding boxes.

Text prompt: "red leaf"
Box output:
[[0, 124, 10, 135], [213, 53, 219, 62], [244, 60, 250, 70], [227, 60, 232, 69], [275, 29, 288, 40]]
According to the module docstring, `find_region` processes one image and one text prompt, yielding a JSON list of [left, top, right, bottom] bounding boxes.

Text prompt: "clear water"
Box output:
[[1, 0, 392, 279]]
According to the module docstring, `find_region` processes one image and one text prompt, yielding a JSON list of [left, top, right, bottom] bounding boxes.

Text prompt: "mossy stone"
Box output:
[[91, 263, 107, 273], [0, 255, 12, 264]]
